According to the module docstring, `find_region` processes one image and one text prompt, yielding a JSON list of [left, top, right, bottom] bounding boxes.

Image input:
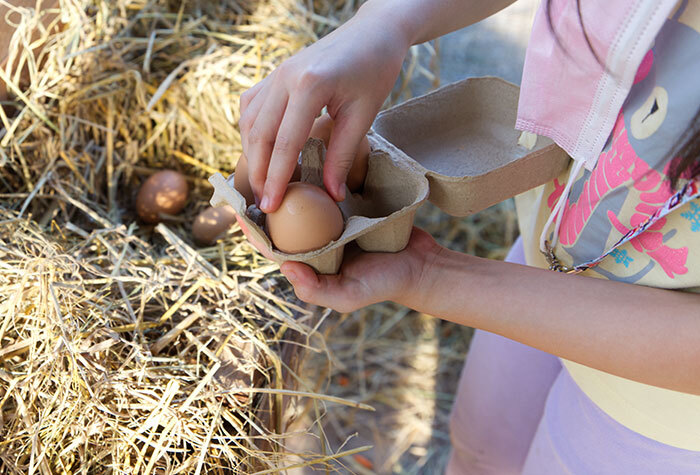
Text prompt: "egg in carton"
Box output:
[[209, 76, 570, 274], [209, 137, 429, 274]]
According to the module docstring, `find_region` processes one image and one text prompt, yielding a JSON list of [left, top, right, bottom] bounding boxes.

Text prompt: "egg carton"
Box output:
[[209, 76, 569, 274]]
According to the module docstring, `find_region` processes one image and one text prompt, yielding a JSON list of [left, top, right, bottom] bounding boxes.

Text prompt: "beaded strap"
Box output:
[[543, 180, 700, 274]]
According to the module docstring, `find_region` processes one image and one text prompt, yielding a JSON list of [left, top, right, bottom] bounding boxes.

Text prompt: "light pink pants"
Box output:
[[445, 238, 700, 474]]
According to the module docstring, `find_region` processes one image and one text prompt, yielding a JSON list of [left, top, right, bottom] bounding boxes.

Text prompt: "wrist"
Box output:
[[353, 0, 418, 49], [391, 230, 449, 310], [394, 235, 496, 325]]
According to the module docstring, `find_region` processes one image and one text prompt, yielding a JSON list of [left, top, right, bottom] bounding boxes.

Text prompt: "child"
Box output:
[[237, 0, 700, 472]]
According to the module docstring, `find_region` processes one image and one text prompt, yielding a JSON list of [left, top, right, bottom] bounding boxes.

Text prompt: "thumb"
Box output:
[[323, 107, 370, 202], [279, 261, 365, 313]]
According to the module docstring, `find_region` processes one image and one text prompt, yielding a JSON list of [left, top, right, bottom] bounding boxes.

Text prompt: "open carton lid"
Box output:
[[210, 76, 570, 274], [371, 76, 570, 216]]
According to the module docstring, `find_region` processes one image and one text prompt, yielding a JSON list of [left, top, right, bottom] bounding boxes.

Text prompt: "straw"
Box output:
[[0, 0, 402, 472], [0, 0, 484, 472]]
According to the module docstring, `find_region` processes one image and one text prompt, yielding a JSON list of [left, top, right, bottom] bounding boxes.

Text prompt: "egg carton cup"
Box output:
[[209, 76, 569, 274], [210, 137, 429, 274]]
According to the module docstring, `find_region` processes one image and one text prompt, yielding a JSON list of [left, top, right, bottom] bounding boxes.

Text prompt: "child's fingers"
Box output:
[[239, 77, 271, 155], [234, 214, 276, 260], [280, 261, 366, 313], [324, 103, 372, 201], [262, 93, 325, 212], [239, 79, 265, 120], [246, 89, 289, 208]]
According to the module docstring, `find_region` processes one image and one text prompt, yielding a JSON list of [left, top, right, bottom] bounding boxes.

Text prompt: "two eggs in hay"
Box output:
[[134, 167, 348, 253], [135, 170, 236, 246], [135, 115, 370, 252]]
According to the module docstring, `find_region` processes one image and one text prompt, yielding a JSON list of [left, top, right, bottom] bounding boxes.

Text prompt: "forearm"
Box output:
[[354, 0, 518, 46], [404, 247, 700, 395]]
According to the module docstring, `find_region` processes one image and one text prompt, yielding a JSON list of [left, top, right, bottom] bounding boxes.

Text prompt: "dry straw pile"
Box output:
[[0, 0, 390, 473]]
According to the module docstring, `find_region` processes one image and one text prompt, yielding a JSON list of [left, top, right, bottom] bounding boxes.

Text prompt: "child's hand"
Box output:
[[234, 210, 441, 312], [279, 228, 442, 313], [235, 208, 441, 312], [238, 4, 411, 213]]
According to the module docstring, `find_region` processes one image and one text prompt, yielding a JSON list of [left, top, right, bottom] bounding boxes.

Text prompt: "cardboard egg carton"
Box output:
[[209, 76, 569, 274]]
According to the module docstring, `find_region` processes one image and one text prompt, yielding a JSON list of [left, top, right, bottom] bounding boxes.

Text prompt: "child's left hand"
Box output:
[[235, 213, 440, 312], [280, 227, 439, 312]]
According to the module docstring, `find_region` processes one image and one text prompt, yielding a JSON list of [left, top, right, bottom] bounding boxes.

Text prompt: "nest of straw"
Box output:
[[0, 0, 400, 473]]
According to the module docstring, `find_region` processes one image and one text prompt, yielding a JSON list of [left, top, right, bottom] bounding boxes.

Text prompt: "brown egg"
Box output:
[[234, 152, 301, 205], [309, 114, 370, 192], [192, 205, 237, 246], [233, 153, 255, 206], [309, 114, 334, 144], [136, 170, 188, 223], [266, 182, 344, 254]]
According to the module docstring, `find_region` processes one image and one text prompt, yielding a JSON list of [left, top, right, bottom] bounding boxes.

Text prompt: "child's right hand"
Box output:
[[238, 2, 412, 213]]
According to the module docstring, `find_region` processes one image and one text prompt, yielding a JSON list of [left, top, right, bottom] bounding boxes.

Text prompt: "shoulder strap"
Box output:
[[543, 179, 700, 274]]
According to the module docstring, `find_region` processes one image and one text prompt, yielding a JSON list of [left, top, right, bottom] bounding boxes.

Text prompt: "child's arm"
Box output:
[[358, 0, 519, 46], [278, 229, 700, 396], [239, 0, 517, 213]]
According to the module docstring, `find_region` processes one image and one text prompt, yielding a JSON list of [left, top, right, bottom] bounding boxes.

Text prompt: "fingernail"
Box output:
[[284, 270, 298, 282], [260, 195, 270, 212], [336, 185, 346, 202]]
